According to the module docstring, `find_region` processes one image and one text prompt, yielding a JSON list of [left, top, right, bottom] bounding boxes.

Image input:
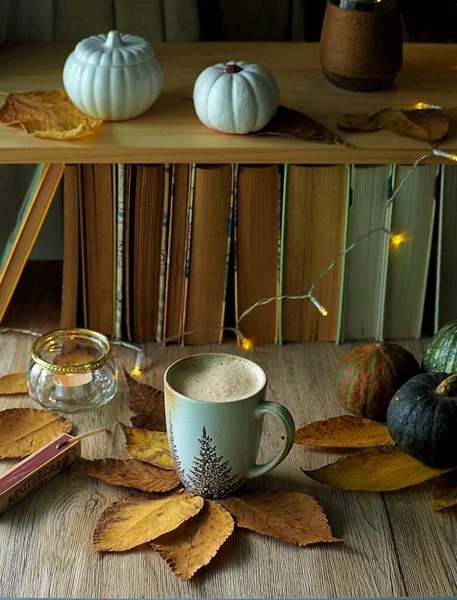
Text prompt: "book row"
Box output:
[[1, 162, 455, 345]]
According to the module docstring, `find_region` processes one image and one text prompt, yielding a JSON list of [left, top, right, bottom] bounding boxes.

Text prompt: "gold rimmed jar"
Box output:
[[28, 328, 118, 413]]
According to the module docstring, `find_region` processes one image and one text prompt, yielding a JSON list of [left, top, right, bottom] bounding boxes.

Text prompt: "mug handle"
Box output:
[[247, 401, 295, 479]]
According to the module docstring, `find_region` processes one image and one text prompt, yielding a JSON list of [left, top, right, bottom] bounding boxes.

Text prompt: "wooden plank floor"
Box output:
[[0, 331, 455, 598]]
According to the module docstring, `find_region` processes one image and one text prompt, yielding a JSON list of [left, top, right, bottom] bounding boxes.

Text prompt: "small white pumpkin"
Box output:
[[63, 30, 163, 121], [193, 61, 279, 134]]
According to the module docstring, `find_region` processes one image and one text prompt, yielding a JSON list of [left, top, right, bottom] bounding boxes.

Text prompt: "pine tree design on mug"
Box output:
[[169, 422, 242, 498]]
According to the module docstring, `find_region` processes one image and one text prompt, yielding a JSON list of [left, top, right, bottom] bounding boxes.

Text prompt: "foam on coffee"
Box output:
[[169, 355, 265, 402]]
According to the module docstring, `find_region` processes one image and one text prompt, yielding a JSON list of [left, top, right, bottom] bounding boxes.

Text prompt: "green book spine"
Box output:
[[335, 164, 352, 345]]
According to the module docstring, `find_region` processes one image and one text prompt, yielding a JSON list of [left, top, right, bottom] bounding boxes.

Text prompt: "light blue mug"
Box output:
[[164, 353, 295, 499]]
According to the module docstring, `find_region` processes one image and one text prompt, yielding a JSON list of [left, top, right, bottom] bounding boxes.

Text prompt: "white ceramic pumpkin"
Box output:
[[193, 61, 280, 134], [63, 30, 163, 121]]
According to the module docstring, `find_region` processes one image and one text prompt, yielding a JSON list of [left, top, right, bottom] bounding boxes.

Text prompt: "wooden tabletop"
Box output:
[[1, 42, 457, 164], [0, 334, 456, 598]]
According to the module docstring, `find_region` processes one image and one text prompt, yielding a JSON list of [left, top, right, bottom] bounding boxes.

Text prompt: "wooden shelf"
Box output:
[[0, 42, 456, 164]]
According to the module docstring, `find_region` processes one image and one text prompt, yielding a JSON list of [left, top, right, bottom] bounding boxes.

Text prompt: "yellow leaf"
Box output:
[[254, 105, 352, 147], [295, 416, 394, 448], [0, 408, 73, 458], [80, 458, 180, 493], [119, 423, 174, 470], [124, 369, 166, 432], [430, 471, 457, 511], [0, 90, 103, 139], [93, 491, 204, 552], [223, 489, 340, 546], [338, 107, 450, 142], [0, 373, 28, 395], [152, 500, 234, 580], [378, 108, 450, 142], [303, 446, 451, 491]]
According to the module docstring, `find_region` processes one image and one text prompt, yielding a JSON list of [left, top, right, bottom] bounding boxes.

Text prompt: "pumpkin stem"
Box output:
[[436, 374, 457, 397], [225, 64, 243, 74]]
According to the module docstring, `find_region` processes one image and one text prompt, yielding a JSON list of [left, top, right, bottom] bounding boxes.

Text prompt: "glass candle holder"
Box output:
[[28, 328, 118, 413]]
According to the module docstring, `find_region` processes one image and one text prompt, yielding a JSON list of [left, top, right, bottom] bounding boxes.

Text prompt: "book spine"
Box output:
[[233, 164, 241, 345], [114, 164, 124, 341], [156, 164, 171, 343], [163, 164, 176, 344], [376, 164, 394, 342], [335, 164, 352, 345], [180, 163, 196, 346], [434, 164, 445, 334], [218, 164, 236, 344], [277, 164, 288, 346]]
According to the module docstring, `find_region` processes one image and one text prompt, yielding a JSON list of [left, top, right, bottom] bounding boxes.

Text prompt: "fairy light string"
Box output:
[[1, 148, 456, 371]]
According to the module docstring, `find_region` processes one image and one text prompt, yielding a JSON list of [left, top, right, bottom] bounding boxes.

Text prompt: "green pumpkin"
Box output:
[[387, 373, 457, 468], [423, 321, 457, 374]]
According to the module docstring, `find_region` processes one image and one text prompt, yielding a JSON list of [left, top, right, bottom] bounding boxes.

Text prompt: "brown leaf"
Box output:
[[223, 489, 340, 546], [254, 105, 352, 147], [0, 89, 103, 139], [338, 107, 450, 142], [303, 446, 451, 492], [378, 108, 450, 142], [119, 423, 174, 470], [0, 373, 28, 395], [80, 458, 180, 493], [93, 491, 204, 552], [0, 408, 73, 458], [153, 500, 234, 580], [295, 416, 394, 448], [430, 471, 457, 511], [125, 369, 166, 432], [337, 111, 383, 132]]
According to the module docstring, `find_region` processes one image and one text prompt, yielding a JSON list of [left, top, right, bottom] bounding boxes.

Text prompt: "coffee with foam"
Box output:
[[169, 354, 265, 402]]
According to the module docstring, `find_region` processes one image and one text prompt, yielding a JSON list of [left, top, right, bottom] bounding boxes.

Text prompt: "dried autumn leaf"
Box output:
[[223, 489, 340, 546], [295, 415, 394, 448], [119, 423, 174, 470], [303, 446, 451, 492], [80, 458, 180, 493], [337, 111, 383, 132], [153, 500, 234, 580], [0, 408, 73, 458], [378, 108, 450, 142], [254, 105, 352, 147], [0, 373, 28, 395], [430, 471, 457, 511], [93, 491, 204, 552], [338, 107, 450, 142], [125, 369, 166, 432], [0, 90, 102, 139]]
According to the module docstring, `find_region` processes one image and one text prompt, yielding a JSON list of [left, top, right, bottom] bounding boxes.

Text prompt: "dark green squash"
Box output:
[[334, 342, 420, 421], [387, 373, 457, 468], [422, 321, 457, 374]]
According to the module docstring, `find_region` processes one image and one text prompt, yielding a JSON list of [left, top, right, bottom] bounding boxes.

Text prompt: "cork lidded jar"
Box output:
[[320, 0, 403, 92]]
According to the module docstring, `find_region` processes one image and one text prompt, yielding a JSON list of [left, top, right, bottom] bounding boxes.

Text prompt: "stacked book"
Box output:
[[1, 161, 456, 345]]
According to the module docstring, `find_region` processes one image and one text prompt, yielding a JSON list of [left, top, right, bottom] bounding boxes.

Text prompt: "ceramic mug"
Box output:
[[164, 353, 295, 499]]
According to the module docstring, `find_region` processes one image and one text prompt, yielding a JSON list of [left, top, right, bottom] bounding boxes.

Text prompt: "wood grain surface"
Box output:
[[0, 43, 456, 164], [0, 335, 455, 598]]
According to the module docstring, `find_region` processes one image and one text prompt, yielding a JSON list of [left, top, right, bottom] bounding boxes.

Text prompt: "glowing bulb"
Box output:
[[241, 338, 254, 351], [310, 295, 328, 317], [131, 364, 142, 377], [390, 232, 408, 249], [414, 102, 430, 110]]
